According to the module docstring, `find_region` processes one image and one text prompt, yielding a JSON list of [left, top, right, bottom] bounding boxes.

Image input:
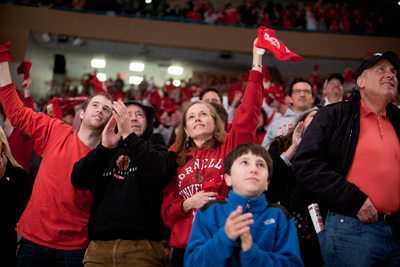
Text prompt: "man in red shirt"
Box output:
[[293, 51, 400, 266], [0, 57, 113, 266]]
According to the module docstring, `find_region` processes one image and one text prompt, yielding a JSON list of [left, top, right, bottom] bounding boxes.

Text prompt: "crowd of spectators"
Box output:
[[32, 62, 400, 133], [165, 0, 399, 35], [9, 0, 400, 35], [1, 26, 400, 264]]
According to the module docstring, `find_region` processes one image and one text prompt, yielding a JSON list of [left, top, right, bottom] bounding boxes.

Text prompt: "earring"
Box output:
[[186, 135, 190, 148]]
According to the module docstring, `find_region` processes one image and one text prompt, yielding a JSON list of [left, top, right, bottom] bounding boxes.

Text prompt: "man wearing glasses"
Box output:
[[262, 77, 316, 149]]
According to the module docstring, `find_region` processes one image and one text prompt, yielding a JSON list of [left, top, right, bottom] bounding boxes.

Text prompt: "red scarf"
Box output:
[[50, 96, 89, 119]]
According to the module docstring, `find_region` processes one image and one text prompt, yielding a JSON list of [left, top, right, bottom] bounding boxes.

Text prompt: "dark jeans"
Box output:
[[319, 212, 400, 267], [16, 238, 85, 267]]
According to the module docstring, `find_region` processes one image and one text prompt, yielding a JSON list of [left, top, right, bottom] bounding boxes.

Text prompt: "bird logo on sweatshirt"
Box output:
[[116, 155, 130, 171]]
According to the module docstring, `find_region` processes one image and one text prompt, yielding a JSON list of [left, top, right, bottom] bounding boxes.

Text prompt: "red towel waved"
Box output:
[[17, 61, 33, 87], [255, 27, 303, 61], [50, 96, 89, 120]]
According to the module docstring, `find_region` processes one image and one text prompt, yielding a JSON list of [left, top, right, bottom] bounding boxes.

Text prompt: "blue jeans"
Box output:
[[318, 212, 400, 267], [16, 238, 86, 267]]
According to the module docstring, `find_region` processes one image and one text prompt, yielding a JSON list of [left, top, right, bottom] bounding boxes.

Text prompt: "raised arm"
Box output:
[[0, 62, 59, 142], [22, 75, 34, 110], [228, 39, 264, 144], [0, 62, 12, 87]]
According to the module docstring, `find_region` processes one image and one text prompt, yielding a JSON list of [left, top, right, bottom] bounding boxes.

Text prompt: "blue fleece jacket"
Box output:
[[184, 191, 304, 267]]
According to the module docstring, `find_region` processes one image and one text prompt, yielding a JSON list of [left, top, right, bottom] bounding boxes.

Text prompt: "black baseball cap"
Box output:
[[326, 73, 344, 85], [355, 51, 400, 79], [124, 100, 155, 123]]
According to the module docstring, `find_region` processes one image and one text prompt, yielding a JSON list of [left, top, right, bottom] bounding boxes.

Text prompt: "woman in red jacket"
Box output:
[[161, 38, 265, 267]]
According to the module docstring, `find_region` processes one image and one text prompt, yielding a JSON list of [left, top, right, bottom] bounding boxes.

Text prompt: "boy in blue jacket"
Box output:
[[184, 143, 304, 266]]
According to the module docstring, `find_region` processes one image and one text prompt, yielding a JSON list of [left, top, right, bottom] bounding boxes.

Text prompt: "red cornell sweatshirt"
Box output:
[[161, 70, 264, 249]]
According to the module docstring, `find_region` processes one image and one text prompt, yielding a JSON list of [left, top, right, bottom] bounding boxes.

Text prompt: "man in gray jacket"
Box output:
[[262, 77, 315, 148]]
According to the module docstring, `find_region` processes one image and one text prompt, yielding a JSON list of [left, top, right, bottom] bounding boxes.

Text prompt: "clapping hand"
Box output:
[[240, 227, 253, 252], [112, 100, 133, 139], [224, 206, 254, 242], [291, 121, 304, 148], [101, 115, 120, 149]]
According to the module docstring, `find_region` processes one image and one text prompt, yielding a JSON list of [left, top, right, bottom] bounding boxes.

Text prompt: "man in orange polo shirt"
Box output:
[[293, 51, 400, 266]]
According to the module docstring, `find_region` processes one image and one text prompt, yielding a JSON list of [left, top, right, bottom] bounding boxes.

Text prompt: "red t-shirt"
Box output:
[[1, 83, 93, 250]]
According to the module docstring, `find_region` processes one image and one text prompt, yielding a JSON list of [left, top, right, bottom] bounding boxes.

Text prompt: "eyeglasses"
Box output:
[[292, 89, 312, 95]]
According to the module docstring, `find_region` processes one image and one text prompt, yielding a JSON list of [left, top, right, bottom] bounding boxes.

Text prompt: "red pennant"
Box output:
[[50, 96, 89, 120], [255, 27, 303, 61], [0, 41, 11, 63]]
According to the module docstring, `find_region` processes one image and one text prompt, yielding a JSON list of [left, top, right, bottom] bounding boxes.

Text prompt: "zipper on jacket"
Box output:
[[341, 99, 359, 172], [245, 200, 251, 213]]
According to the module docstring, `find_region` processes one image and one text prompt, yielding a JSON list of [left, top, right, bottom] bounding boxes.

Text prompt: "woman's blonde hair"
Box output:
[[0, 126, 22, 168], [175, 100, 226, 166]]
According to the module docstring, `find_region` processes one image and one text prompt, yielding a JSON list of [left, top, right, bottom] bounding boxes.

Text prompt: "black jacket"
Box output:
[[292, 91, 400, 217], [265, 139, 296, 210], [71, 104, 177, 241], [0, 160, 31, 265]]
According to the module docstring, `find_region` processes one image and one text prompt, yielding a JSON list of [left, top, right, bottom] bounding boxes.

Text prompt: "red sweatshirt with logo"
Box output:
[[161, 70, 264, 249]]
